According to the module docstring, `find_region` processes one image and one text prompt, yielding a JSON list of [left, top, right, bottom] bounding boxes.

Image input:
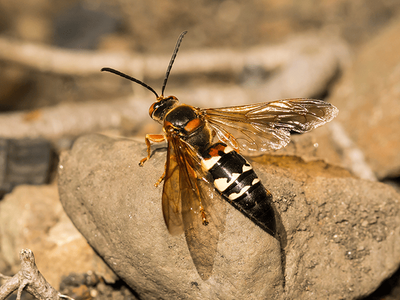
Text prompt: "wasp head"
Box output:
[[149, 96, 179, 123]]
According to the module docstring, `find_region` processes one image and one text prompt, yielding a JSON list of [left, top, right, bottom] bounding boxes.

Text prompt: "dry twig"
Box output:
[[0, 99, 149, 140], [0, 33, 349, 141], [0, 249, 73, 300], [0, 34, 348, 79]]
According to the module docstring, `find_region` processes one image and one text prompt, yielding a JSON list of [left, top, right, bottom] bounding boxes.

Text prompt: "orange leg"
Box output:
[[154, 170, 165, 187], [139, 134, 166, 166], [199, 205, 209, 226]]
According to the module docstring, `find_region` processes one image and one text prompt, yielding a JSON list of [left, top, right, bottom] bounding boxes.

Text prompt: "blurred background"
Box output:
[[0, 0, 400, 299], [0, 0, 399, 111], [0, 0, 398, 111]]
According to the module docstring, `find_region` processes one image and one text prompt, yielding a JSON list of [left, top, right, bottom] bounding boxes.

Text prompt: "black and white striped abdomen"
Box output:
[[201, 143, 276, 235], [201, 144, 260, 201]]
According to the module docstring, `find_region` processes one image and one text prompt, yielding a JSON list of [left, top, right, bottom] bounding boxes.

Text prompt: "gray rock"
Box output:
[[329, 17, 400, 179], [58, 134, 400, 299]]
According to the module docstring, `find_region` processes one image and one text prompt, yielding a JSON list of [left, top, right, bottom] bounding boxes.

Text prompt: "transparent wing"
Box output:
[[163, 134, 226, 279], [202, 98, 338, 155]]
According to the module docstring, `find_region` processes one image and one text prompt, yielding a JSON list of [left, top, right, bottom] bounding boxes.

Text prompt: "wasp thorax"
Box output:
[[163, 105, 212, 150], [164, 105, 198, 132], [149, 96, 179, 123]]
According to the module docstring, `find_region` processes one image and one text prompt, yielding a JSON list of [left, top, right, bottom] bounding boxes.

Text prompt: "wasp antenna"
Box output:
[[161, 31, 188, 96], [101, 67, 159, 99]]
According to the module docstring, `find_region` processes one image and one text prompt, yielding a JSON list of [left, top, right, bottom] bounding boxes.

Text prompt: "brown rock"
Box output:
[[58, 134, 400, 299], [329, 18, 400, 179], [0, 184, 117, 288]]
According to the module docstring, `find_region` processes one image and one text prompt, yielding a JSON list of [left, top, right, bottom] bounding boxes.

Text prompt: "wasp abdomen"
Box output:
[[201, 143, 276, 236]]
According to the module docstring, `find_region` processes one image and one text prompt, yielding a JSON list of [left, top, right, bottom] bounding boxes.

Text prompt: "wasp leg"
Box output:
[[139, 134, 166, 166], [199, 205, 209, 226], [154, 169, 166, 187]]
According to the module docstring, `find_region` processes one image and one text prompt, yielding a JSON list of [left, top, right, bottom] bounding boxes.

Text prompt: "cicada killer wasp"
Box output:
[[101, 31, 339, 279]]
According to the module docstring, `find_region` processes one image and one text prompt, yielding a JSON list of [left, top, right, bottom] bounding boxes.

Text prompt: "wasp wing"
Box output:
[[202, 98, 338, 155], [163, 134, 226, 279], [161, 137, 184, 235]]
